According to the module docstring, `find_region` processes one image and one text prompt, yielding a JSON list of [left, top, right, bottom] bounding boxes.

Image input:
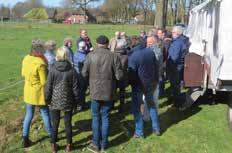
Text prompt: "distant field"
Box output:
[[0, 22, 232, 153]]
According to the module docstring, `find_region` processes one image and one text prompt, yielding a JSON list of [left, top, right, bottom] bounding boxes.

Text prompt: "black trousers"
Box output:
[[78, 74, 88, 108], [167, 60, 183, 107], [50, 110, 73, 144]]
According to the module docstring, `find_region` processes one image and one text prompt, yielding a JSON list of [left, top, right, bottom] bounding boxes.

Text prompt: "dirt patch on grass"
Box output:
[[0, 115, 23, 140]]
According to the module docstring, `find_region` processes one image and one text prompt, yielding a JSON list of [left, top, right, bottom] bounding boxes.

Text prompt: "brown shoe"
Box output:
[[65, 144, 74, 152], [51, 143, 57, 153]]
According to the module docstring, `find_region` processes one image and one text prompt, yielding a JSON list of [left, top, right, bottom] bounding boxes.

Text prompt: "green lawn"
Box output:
[[0, 22, 232, 153]]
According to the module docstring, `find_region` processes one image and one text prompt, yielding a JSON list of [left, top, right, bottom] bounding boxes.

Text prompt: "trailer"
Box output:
[[183, 0, 232, 127]]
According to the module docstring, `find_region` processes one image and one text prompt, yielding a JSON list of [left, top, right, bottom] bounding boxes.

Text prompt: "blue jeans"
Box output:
[[159, 75, 165, 97], [91, 100, 112, 149], [23, 104, 53, 137], [131, 86, 160, 136], [153, 84, 160, 109]]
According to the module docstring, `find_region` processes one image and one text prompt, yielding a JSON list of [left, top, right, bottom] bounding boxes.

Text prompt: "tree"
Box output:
[[124, 0, 141, 23], [26, 0, 44, 8], [63, 11, 71, 19], [102, 0, 141, 23], [154, 0, 165, 27], [139, 0, 155, 25], [61, 0, 100, 23], [11, 0, 44, 19], [24, 8, 48, 20], [52, 9, 58, 21], [0, 5, 11, 21], [102, 0, 121, 22], [12, 2, 29, 19]]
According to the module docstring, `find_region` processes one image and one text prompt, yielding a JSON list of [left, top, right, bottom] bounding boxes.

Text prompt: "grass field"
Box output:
[[0, 22, 232, 153]]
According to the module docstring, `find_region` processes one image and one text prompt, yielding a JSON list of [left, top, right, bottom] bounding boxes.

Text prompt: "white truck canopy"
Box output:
[[186, 0, 232, 86], [218, 0, 232, 80]]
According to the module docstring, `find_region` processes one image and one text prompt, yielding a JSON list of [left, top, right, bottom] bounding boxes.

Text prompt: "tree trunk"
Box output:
[[174, 2, 177, 25], [154, 0, 163, 27], [154, 0, 167, 28], [163, 0, 168, 27], [144, 10, 147, 25]]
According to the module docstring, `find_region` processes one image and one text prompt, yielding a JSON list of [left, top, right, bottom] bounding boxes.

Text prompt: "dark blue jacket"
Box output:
[[168, 34, 189, 71], [129, 46, 158, 88], [73, 49, 87, 74]]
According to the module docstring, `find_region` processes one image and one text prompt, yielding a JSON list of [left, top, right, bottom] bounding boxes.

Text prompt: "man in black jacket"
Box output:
[[128, 44, 161, 138], [82, 35, 123, 153]]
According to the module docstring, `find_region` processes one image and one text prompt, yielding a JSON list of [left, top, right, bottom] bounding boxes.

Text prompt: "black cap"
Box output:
[[96, 35, 109, 45]]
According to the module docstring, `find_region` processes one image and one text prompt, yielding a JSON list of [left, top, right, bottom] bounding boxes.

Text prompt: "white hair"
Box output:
[[115, 31, 120, 36], [172, 26, 184, 35], [78, 41, 86, 50]]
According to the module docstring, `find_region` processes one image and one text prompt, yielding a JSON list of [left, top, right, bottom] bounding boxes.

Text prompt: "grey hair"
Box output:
[[45, 40, 56, 50], [31, 39, 45, 54], [78, 41, 86, 50], [64, 37, 73, 45], [172, 26, 184, 35], [147, 30, 156, 37]]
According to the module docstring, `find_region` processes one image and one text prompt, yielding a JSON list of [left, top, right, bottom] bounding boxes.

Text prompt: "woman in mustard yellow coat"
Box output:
[[21, 40, 53, 148]]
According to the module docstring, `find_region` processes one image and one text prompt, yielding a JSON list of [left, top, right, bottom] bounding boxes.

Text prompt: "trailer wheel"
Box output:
[[184, 88, 203, 108]]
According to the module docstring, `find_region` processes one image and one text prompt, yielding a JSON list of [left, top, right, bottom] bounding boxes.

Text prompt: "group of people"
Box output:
[[21, 26, 189, 153]]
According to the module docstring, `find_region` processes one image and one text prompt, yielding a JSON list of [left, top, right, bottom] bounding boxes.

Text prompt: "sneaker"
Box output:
[[153, 130, 161, 136], [100, 148, 107, 153], [87, 143, 99, 153], [133, 134, 144, 139]]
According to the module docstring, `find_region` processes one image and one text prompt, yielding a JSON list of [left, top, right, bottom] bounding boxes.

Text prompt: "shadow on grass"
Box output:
[[55, 99, 133, 150], [158, 88, 232, 134], [159, 99, 171, 109], [33, 135, 50, 145], [58, 135, 92, 151], [34, 88, 231, 150], [159, 105, 202, 133], [107, 103, 134, 149], [108, 120, 134, 149], [195, 90, 229, 106]]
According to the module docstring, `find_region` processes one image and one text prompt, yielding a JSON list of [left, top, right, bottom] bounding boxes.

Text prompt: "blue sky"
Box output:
[[0, 0, 61, 7], [0, 0, 103, 7]]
